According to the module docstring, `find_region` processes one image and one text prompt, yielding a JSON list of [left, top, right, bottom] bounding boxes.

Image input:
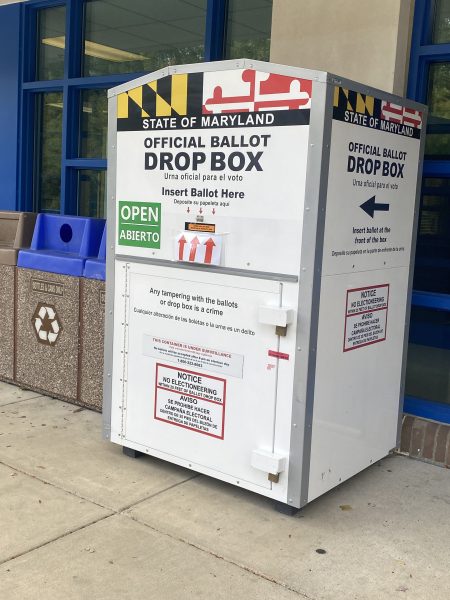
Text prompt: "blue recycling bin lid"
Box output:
[[83, 224, 106, 281], [17, 214, 106, 277]]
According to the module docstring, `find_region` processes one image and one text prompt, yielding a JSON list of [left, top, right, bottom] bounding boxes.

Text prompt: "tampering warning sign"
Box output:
[[154, 364, 226, 439], [343, 284, 389, 351]]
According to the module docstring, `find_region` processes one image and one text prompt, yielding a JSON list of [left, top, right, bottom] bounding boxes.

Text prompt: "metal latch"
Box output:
[[258, 306, 295, 337], [251, 449, 286, 483], [275, 324, 287, 337]]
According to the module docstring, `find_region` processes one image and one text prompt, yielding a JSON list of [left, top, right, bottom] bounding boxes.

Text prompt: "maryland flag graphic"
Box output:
[[332, 85, 422, 139], [116, 69, 313, 130], [333, 86, 374, 116], [117, 73, 203, 130]]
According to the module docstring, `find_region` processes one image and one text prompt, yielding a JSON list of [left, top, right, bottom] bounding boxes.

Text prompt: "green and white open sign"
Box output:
[[118, 201, 161, 248]]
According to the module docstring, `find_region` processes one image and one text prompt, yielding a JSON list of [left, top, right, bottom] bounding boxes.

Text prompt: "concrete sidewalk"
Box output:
[[0, 381, 449, 600]]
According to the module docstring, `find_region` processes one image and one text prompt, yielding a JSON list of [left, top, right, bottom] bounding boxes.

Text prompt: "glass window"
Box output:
[[80, 89, 108, 158], [425, 63, 450, 157], [424, 132, 450, 157], [34, 92, 63, 213], [432, 0, 450, 44], [225, 0, 272, 61], [414, 178, 450, 294], [37, 6, 66, 80], [78, 169, 106, 217], [405, 306, 450, 405], [83, 0, 207, 77]]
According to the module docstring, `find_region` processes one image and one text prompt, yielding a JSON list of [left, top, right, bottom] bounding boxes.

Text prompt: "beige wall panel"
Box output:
[[270, 0, 415, 95]]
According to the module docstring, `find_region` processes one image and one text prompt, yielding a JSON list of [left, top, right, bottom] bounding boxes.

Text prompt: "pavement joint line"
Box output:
[[124, 511, 315, 600], [0, 454, 313, 597], [0, 398, 312, 595], [0, 458, 112, 512], [0, 512, 113, 567], [0, 394, 45, 408], [119, 473, 199, 512], [0, 457, 197, 514], [0, 465, 313, 599], [0, 460, 199, 569]]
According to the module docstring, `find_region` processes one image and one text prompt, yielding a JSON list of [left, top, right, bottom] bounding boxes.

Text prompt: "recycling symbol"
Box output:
[[32, 303, 62, 346]]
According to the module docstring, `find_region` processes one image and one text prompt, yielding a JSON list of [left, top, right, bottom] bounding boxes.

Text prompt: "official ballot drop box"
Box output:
[[103, 60, 426, 510]]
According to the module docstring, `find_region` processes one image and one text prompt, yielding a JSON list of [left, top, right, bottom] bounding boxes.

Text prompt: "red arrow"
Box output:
[[204, 238, 216, 264], [189, 236, 200, 261], [178, 235, 187, 260]]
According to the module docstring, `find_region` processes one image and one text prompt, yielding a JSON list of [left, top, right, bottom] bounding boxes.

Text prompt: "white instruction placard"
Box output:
[[114, 68, 313, 275], [323, 87, 423, 275]]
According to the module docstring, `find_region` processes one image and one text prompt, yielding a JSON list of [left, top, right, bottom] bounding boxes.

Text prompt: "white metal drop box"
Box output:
[[103, 59, 426, 511]]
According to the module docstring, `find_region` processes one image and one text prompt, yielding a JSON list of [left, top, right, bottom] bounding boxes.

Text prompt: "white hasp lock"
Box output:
[[258, 306, 295, 327], [258, 305, 295, 336], [251, 449, 287, 483]]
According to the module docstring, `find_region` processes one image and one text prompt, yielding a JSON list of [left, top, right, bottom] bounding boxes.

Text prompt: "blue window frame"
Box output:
[[19, 0, 228, 216], [407, 0, 450, 424], [18, 0, 276, 217]]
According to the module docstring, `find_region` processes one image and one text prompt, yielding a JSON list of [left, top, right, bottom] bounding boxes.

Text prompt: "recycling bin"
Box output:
[[79, 225, 106, 411], [104, 60, 426, 511], [16, 214, 105, 402], [0, 211, 36, 381]]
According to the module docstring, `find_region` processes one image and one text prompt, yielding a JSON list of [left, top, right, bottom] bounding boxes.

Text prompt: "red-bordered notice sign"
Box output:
[[343, 284, 389, 352], [154, 363, 226, 439]]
